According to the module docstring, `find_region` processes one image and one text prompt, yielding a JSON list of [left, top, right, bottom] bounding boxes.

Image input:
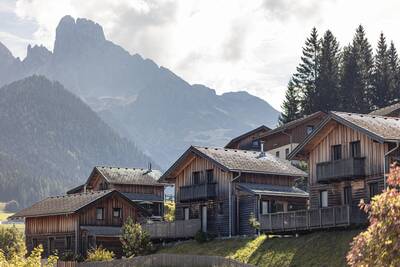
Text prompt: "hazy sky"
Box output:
[[1, 0, 400, 110]]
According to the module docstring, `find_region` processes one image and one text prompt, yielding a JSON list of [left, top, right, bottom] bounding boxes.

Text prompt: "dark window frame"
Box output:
[[320, 190, 328, 208], [369, 182, 379, 199], [206, 169, 214, 184], [306, 125, 314, 135], [275, 151, 280, 158], [65, 236, 72, 250], [113, 208, 122, 219], [350, 141, 361, 158], [331, 145, 342, 161], [217, 202, 224, 215], [343, 186, 352, 205], [96, 207, 104, 220], [285, 148, 290, 158], [193, 171, 201, 184]]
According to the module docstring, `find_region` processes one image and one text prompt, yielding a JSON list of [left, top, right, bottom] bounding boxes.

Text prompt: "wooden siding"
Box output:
[[237, 173, 296, 186], [174, 154, 233, 202], [112, 184, 164, 196], [25, 215, 78, 235], [79, 193, 140, 226], [229, 129, 269, 150], [309, 124, 388, 185]]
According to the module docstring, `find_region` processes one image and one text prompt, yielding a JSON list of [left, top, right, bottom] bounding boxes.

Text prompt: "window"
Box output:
[[331, 145, 342, 160], [193, 171, 200, 184], [285, 148, 290, 158], [350, 141, 361, 158], [369, 182, 379, 199], [275, 151, 280, 158], [184, 207, 189, 220], [96, 207, 104, 220], [48, 237, 55, 254], [252, 140, 259, 148], [261, 201, 269, 215], [271, 201, 284, 213], [343, 186, 352, 205], [113, 208, 122, 218], [66, 236, 72, 250], [320, 190, 328, 207], [217, 202, 224, 215], [306, 125, 314, 135], [206, 169, 214, 183]]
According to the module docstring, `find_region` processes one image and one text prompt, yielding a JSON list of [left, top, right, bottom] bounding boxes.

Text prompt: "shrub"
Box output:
[[4, 200, 19, 213], [0, 226, 26, 260], [120, 217, 153, 257], [86, 247, 114, 262], [347, 165, 400, 266], [164, 201, 175, 222], [248, 213, 260, 235], [194, 230, 208, 243], [0, 245, 58, 267]]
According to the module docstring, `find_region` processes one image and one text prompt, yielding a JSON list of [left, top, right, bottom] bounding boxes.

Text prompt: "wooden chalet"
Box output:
[[225, 125, 271, 151], [160, 146, 308, 236], [67, 166, 165, 218], [268, 111, 400, 233], [10, 190, 147, 257]]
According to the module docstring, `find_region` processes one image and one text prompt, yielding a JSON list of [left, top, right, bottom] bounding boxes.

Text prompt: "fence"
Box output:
[[259, 205, 366, 233], [143, 219, 201, 239], [55, 254, 254, 267]]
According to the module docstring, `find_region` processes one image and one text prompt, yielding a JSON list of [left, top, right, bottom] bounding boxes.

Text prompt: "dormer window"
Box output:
[[306, 125, 314, 135]]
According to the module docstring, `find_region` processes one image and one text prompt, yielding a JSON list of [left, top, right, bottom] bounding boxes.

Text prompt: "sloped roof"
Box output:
[[161, 146, 307, 180], [369, 102, 400, 116], [10, 190, 115, 218], [288, 111, 400, 160], [93, 166, 164, 186], [225, 125, 271, 148], [237, 183, 309, 198]]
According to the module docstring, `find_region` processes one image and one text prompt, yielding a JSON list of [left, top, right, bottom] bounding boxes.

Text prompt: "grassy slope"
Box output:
[[0, 202, 24, 231], [159, 230, 360, 267]]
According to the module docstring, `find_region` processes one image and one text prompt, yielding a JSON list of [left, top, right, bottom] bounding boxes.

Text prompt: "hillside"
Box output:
[[0, 76, 156, 207], [159, 230, 360, 267], [0, 16, 280, 168]]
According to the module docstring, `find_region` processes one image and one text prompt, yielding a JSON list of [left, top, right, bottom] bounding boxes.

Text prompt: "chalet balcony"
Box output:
[[179, 183, 217, 202], [316, 157, 365, 183]]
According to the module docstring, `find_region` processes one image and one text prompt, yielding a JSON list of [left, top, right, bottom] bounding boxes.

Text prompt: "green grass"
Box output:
[[159, 230, 360, 267]]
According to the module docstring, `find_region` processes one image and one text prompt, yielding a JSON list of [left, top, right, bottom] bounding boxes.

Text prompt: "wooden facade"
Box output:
[[225, 126, 270, 150]]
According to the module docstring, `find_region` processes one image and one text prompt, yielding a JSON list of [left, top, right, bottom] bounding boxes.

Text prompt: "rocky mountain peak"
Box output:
[[54, 15, 106, 57], [0, 41, 16, 64], [23, 44, 52, 68]]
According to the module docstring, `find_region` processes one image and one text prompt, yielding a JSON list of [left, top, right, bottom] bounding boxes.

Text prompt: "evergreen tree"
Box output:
[[339, 45, 362, 112], [279, 78, 301, 125], [315, 30, 340, 112], [293, 27, 320, 115], [388, 41, 400, 103], [352, 25, 374, 112], [373, 33, 391, 108]]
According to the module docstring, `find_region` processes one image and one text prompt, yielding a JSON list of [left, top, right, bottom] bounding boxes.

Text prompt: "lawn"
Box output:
[[159, 230, 360, 267]]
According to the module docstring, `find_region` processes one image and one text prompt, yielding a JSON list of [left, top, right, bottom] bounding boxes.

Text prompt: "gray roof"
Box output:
[[11, 190, 115, 218], [237, 183, 309, 198], [122, 192, 164, 203], [161, 146, 307, 180], [369, 102, 400, 116], [81, 226, 121, 237], [94, 166, 164, 186], [331, 111, 400, 142], [225, 125, 270, 148]]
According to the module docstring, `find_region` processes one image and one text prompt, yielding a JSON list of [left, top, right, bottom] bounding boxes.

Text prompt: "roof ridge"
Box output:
[[331, 111, 400, 120]]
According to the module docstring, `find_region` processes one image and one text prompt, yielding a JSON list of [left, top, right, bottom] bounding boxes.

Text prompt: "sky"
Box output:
[[1, 0, 400, 111]]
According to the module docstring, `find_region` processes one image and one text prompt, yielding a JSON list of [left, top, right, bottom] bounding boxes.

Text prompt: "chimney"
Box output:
[[148, 162, 152, 171], [260, 141, 265, 157]]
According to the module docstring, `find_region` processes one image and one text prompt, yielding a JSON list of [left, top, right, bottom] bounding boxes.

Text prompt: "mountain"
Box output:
[[0, 76, 156, 207], [0, 15, 280, 168]]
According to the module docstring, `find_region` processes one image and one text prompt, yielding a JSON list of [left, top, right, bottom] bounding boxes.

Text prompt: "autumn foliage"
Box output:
[[347, 165, 400, 267]]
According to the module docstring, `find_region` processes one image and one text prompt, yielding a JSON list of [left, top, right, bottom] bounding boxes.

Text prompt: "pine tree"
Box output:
[[316, 30, 340, 112], [339, 45, 362, 112], [293, 27, 320, 115], [279, 78, 301, 125], [388, 41, 400, 103], [372, 33, 391, 108], [352, 25, 374, 112]]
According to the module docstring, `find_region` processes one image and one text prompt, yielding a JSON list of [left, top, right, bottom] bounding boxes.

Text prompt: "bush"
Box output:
[[0, 245, 58, 267], [164, 201, 175, 222], [120, 217, 153, 257], [86, 247, 114, 262], [249, 213, 260, 234], [4, 200, 19, 213], [0, 226, 26, 260], [347, 165, 400, 266], [194, 230, 208, 243]]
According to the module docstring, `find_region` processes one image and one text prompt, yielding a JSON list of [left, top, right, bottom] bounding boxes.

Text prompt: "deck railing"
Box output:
[[142, 219, 201, 239], [179, 183, 217, 202], [260, 205, 366, 233], [316, 157, 365, 183]]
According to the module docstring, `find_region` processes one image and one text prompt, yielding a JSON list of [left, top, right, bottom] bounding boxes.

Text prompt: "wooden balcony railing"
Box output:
[[316, 157, 365, 183], [259, 205, 367, 233], [179, 183, 217, 202]]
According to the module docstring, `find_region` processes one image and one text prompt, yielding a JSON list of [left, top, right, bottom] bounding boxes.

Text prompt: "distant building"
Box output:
[[67, 166, 165, 218], [369, 102, 400, 117], [10, 190, 147, 257], [225, 125, 271, 151], [160, 145, 308, 236]]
